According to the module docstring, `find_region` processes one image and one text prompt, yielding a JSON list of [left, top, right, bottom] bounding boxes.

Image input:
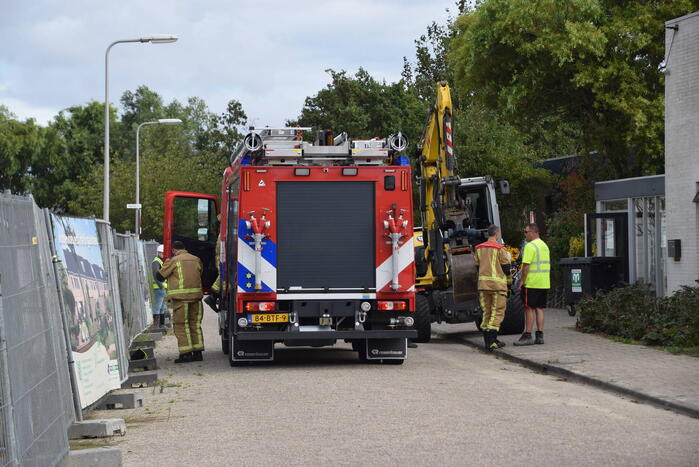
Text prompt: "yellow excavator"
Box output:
[[411, 82, 524, 342]]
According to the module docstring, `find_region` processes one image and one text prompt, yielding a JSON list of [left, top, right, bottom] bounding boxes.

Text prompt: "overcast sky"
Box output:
[[0, 0, 456, 127]]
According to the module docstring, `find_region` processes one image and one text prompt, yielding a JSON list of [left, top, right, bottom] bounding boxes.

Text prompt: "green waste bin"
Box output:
[[558, 257, 624, 316]]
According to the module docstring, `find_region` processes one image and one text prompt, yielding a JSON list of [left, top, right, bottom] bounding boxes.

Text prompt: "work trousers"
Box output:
[[172, 300, 204, 354], [479, 291, 507, 331], [152, 288, 167, 315]]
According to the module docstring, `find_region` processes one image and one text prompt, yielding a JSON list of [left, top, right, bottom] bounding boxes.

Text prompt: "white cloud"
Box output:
[[0, 97, 60, 125], [0, 0, 456, 127]]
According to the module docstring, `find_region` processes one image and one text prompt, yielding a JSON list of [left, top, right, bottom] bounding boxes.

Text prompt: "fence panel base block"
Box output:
[[68, 419, 126, 439]]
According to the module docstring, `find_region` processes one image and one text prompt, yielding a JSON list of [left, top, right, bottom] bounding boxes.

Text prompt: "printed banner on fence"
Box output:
[[52, 214, 121, 408]]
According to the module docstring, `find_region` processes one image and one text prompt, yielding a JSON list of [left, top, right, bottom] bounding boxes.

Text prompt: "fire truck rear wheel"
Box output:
[[414, 294, 432, 343]]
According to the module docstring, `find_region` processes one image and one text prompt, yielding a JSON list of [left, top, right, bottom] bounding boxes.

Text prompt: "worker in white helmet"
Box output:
[[151, 244, 168, 326]]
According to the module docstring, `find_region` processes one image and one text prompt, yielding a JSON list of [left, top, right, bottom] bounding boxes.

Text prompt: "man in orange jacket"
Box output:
[[474, 224, 512, 350]]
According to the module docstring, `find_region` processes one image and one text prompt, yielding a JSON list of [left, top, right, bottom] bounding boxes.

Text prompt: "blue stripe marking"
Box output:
[[237, 261, 273, 293], [238, 219, 277, 266]]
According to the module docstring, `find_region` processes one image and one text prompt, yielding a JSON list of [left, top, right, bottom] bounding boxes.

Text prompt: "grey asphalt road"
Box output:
[[109, 310, 699, 467]]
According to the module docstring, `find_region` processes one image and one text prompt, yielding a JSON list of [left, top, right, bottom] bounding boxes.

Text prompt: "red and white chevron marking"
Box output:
[[375, 237, 415, 292]]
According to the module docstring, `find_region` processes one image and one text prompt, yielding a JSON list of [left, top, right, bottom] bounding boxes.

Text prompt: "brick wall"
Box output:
[[665, 11, 699, 293]]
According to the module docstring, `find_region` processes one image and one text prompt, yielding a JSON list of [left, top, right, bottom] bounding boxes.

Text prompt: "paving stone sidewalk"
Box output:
[[432, 308, 699, 419]]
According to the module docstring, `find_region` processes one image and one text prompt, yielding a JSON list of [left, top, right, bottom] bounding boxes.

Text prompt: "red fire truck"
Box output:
[[163, 128, 417, 365]]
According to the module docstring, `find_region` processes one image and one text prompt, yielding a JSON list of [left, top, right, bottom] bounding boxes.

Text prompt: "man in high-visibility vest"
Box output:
[[156, 241, 204, 363], [151, 245, 167, 327], [474, 224, 512, 350], [514, 223, 551, 346]]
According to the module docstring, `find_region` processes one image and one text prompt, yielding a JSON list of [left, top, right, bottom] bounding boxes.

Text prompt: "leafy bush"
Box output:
[[577, 284, 699, 347]]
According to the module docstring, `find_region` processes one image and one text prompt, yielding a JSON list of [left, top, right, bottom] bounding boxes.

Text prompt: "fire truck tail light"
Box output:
[[244, 301, 276, 312], [377, 301, 407, 311], [295, 168, 310, 176]]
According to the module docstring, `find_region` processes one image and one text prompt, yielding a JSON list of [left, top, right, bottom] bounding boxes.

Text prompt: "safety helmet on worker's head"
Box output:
[[157, 244, 164, 253]]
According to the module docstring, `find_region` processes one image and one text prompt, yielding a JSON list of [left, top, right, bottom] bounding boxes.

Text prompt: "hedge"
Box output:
[[577, 283, 699, 347]]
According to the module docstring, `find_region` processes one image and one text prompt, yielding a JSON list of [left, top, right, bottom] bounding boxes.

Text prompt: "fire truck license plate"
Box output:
[[250, 313, 289, 323]]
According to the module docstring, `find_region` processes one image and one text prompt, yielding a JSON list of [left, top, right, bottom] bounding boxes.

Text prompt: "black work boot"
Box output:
[[483, 330, 496, 351], [493, 331, 506, 349], [174, 352, 193, 363], [513, 332, 535, 346], [191, 350, 203, 361], [204, 294, 219, 312], [535, 331, 544, 345]]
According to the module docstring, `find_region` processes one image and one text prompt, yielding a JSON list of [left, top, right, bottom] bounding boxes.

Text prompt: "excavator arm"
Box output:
[[415, 82, 477, 301]]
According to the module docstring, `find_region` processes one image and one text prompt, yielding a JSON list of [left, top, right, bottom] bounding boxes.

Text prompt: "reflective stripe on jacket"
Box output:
[[522, 238, 551, 289], [474, 241, 511, 292], [159, 251, 203, 301]]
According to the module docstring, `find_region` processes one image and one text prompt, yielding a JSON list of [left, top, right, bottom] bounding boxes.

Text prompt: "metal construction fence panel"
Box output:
[[0, 194, 72, 467], [0, 193, 156, 465], [96, 221, 129, 383], [114, 233, 152, 348], [50, 214, 122, 409]]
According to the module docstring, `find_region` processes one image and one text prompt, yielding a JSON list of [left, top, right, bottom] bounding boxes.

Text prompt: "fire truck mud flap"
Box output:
[[365, 338, 407, 360], [232, 338, 274, 362]]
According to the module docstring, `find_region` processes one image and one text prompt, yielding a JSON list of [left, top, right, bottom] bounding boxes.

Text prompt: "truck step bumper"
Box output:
[[235, 329, 417, 341]]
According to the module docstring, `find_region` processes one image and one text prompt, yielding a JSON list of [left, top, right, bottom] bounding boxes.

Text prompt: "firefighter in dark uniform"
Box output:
[[156, 240, 204, 363], [474, 224, 512, 351]]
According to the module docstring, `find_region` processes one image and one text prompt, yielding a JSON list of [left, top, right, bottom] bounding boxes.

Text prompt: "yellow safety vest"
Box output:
[[522, 238, 550, 289], [152, 257, 168, 289]]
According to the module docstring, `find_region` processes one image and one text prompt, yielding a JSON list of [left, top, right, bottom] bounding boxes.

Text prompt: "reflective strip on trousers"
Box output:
[[191, 302, 204, 351], [487, 293, 499, 330], [179, 301, 193, 353]]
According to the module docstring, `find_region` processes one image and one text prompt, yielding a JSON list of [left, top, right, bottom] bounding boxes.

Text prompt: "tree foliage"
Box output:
[[449, 0, 697, 178], [0, 87, 246, 241], [289, 69, 425, 146]]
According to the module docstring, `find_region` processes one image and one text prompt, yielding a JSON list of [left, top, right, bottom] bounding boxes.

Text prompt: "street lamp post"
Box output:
[[103, 34, 178, 223], [135, 118, 182, 240]]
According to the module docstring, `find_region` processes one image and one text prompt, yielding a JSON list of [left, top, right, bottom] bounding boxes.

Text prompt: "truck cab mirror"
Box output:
[[499, 179, 511, 195]]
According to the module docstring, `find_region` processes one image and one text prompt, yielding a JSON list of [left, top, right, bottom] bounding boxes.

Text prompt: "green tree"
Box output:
[[0, 106, 40, 194], [449, 0, 698, 178], [290, 68, 425, 147], [453, 102, 551, 242], [67, 88, 247, 240]]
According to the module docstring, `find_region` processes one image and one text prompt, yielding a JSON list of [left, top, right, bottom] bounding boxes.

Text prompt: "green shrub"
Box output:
[[577, 284, 699, 347]]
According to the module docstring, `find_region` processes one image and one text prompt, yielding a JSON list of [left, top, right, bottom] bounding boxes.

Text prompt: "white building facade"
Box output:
[[665, 11, 699, 293]]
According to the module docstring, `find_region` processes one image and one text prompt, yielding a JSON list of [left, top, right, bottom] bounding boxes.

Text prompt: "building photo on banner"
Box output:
[[51, 214, 121, 408]]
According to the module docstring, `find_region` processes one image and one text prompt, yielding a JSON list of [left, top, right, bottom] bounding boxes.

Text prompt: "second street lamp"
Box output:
[[134, 118, 183, 240]]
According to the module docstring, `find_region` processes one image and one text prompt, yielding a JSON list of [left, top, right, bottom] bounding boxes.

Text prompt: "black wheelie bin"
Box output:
[[558, 257, 625, 316]]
